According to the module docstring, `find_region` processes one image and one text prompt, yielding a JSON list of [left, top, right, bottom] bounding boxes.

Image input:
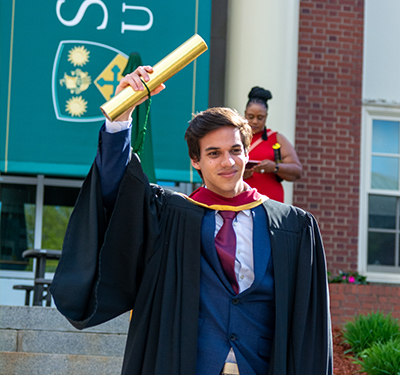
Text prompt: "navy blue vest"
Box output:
[[196, 205, 275, 375]]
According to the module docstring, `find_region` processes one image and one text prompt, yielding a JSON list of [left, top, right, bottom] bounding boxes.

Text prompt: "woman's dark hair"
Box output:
[[246, 86, 272, 111], [185, 107, 252, 162]]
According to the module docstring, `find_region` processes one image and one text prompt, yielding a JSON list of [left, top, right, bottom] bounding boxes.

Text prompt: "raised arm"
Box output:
[[95, 66, 165, 209], [51, 67, 166, 327]]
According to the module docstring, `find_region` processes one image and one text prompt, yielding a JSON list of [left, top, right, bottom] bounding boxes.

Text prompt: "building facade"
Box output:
[[224, 0, 400, 286], [293, 0, 400, 284], [2, 0, 400, 306]]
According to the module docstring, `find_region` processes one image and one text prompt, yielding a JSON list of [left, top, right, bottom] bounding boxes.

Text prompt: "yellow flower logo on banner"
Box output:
[[68, 46, 90, 67], [65, 96, 88, 117]]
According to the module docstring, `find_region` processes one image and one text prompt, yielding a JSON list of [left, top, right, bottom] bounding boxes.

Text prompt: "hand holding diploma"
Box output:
[[113, 66, 165, 122]]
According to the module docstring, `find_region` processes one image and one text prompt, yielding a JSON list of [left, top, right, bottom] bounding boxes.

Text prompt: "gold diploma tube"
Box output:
[[100, 34, 208, 121]]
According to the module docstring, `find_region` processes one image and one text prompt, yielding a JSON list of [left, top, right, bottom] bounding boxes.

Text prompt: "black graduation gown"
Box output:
[[50, 154, 333, 375]]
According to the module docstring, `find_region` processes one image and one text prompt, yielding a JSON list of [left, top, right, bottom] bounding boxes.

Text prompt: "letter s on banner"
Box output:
[[121, 3, 153, 33], [56, 0, 108, 30]]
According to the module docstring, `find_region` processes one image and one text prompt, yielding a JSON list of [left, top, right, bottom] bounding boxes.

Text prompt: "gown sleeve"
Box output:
[[50, 153, 163, 329]]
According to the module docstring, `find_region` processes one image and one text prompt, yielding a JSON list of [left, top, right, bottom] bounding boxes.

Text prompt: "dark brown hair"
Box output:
[[184, 107, 252, 162]]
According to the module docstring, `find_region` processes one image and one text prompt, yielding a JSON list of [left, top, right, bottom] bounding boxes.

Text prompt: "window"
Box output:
[[360, 106, 400, 282], [42, 185, 80, 272], [0, 184, 36, 270], [0, 175, 82, 272], [367, 195, 399, 269], [371, 120, 399, 190]]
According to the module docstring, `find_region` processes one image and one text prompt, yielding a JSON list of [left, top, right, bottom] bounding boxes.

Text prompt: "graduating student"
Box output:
[[51, 66, 333, 375]]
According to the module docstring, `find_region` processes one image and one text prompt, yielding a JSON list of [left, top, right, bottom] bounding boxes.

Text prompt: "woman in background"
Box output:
[[243, 86, 302, 202]]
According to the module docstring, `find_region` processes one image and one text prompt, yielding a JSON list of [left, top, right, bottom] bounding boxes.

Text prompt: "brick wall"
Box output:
[[329, 284, 400, 326], [293, 0, 365, 275]]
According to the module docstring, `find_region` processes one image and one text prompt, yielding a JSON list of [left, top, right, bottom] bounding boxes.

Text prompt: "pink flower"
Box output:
[[342, 276, 346, 280], [349, 276, 355, 283]]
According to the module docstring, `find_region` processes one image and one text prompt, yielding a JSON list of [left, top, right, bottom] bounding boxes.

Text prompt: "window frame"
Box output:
[[0, 174, 82, 273], [359, 104, 400, 283]]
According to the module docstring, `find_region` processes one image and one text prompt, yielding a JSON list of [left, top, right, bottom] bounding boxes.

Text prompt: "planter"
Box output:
[[329, 283, 400, 326]]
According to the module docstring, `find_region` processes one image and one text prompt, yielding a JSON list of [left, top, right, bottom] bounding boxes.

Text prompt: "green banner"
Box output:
[[0, 1, 210, 182]]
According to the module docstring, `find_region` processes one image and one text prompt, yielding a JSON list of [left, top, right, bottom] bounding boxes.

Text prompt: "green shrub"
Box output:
[[342, 311, 400, 356], [354, 339, 400, 375]]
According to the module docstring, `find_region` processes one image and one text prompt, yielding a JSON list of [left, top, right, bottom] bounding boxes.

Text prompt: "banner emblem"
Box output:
[[52, 40, 127, 122]]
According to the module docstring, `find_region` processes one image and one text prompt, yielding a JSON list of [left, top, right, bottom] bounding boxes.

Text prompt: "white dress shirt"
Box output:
[[105, 118, 131, 133]]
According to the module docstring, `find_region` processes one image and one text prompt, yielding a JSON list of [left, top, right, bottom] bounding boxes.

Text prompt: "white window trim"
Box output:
[[359, 104, 400, 283]]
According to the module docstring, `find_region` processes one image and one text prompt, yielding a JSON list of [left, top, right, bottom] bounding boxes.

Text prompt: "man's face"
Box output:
[[191, 126, 249, 198]]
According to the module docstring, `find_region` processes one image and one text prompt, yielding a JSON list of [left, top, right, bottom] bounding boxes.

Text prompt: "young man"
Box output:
[[51, 66, 333, 375]]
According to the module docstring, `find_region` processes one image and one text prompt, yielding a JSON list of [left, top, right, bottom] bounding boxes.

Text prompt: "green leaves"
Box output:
[[343, 311, 400, 356], [342, 311, 400, 374], [355, 339, 400, 375]]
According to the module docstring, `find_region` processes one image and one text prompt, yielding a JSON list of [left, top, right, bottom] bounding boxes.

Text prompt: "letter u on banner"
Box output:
[[121, 4, 153, 33]]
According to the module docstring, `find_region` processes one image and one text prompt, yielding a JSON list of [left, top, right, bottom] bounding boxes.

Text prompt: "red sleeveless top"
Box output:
[[244, 130, 284, 202]]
